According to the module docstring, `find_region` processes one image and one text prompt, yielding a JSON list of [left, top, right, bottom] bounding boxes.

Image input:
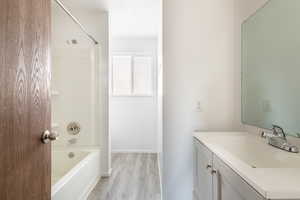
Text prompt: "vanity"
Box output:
[[192, 1, 300, 199], [193, 132, 300, 200], [193, 1, 300, 199]]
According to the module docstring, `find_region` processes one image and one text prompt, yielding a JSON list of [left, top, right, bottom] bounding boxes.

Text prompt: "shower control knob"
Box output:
[[41, 130, 59, 144]]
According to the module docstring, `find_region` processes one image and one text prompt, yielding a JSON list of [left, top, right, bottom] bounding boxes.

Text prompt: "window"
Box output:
[[112, 54, 153, 96], [112, 56, 132, 95]]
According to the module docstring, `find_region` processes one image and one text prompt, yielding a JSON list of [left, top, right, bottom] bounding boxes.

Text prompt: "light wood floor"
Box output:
[[88, 153, 161, 200]]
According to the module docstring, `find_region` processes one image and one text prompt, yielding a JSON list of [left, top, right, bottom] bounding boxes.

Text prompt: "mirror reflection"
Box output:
[[242, 0, 300, 137]]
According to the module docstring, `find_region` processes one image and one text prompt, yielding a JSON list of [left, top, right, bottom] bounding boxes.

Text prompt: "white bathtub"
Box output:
[[51, 149, 101, 200]]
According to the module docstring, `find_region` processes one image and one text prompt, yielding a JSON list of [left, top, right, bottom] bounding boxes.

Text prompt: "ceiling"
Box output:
[[109, 0, 160, 38], [60, 0, 160, 38]]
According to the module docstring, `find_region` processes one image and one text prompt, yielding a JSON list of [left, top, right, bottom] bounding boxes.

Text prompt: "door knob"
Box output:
[[41, 130, 59, 144]]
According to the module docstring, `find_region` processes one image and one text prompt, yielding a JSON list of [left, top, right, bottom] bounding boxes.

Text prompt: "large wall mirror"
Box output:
[[242, 0, 300, 137]]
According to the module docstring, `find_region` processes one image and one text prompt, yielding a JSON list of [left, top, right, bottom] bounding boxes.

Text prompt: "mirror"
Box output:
[[242, 0, 300, 137]]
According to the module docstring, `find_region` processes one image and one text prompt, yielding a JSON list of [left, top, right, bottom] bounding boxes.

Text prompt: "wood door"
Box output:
[[0, 0, 51, 199]]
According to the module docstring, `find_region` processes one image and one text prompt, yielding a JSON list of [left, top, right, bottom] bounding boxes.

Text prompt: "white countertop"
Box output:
[[194, 131, 300, 200]]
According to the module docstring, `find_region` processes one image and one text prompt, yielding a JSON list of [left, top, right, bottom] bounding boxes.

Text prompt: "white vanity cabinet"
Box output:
[[194, 138, 264, 200]]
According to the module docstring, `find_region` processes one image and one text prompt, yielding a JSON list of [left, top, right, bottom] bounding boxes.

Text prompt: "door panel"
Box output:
[[193, 140, 199, 198], [194, 139, 213, 200], [213, 156, 264, 200], [0, 0, 51, 199]]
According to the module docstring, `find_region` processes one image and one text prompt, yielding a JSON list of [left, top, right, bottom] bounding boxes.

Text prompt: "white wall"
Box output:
[[110, 38, 159, 152], [157, 0, 163, 188], [52, 47, 100, 147], [52, 4, 101, 148], [162, 0, 267, 199], [70, 10, 110, 177]]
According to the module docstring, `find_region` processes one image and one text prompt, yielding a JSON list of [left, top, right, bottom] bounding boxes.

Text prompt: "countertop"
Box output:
[[194, 131, 300, 200]]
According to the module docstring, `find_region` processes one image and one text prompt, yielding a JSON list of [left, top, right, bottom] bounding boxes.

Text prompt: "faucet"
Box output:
[[264, 125, 299, 153]]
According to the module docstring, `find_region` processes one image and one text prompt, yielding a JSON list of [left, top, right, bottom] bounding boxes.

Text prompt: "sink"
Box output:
[[211, 135, 300, 168]]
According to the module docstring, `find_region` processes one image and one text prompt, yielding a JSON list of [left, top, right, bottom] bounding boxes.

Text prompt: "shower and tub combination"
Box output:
[[51, 0, 102, 199]]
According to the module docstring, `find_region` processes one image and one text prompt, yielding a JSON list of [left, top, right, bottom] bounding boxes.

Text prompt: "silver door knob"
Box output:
[[41, 130, 59, 144]]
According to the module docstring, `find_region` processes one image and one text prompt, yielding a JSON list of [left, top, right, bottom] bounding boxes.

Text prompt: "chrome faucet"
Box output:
[[264, 125, 299, 153]]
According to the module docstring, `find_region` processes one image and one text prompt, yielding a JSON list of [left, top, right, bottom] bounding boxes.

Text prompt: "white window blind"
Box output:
[[112, 56, 132, 95], [133, 56, 153, 95], [112, 54, 153, 96]]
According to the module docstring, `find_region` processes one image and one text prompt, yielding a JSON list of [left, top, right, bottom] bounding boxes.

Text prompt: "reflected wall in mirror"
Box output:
[[242, 0, 300, 137]]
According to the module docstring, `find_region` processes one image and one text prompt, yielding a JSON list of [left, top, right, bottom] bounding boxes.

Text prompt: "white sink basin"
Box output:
[[210, 135, 300, 168]]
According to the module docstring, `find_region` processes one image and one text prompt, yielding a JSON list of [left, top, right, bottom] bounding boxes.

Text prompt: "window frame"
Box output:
[[111, 52, 155, 97]]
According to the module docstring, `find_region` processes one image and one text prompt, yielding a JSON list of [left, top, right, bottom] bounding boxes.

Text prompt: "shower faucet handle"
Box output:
[[41, 130, 59, 144], [272, 124, 286, 139]]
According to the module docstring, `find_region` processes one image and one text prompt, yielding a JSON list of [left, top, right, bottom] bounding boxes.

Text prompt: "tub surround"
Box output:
[[194, 131, 300, 200]]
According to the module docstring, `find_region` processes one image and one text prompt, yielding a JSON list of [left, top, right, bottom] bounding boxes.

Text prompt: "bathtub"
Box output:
[[51, 149, 101, 200]]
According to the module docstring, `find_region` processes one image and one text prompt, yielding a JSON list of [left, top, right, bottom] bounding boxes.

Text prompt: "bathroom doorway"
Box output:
[[89, 0, 163, 199]]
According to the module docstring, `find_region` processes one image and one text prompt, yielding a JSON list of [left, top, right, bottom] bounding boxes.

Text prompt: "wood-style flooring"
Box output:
[[88, 153, 161, 200]]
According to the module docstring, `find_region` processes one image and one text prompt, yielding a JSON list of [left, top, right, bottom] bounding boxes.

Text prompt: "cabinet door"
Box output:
[[213, 156, 264, 200], [194, 139, 213, 200], [193, 140, 199, 199]]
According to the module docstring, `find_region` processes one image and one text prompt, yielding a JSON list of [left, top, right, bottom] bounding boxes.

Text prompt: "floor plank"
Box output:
[[88, 153, 161, 200]]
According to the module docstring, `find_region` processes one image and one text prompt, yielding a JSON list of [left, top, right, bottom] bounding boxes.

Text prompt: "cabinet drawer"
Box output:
[[213, 156, 264, 200]]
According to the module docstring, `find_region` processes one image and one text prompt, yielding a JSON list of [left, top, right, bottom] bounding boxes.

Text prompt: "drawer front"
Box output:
[[213, 156, 264, 200]]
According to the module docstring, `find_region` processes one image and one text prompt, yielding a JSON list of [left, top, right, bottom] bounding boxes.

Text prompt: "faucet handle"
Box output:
[[272, 124, 286, 139], [261, 131, 267, 138]]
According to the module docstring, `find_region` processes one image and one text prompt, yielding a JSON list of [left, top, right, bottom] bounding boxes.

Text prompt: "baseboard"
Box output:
[[79, 175, 101, 200], [157, 153, 163, 200], [102, 167, 112, 178], [112, 149, 158, 153]]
